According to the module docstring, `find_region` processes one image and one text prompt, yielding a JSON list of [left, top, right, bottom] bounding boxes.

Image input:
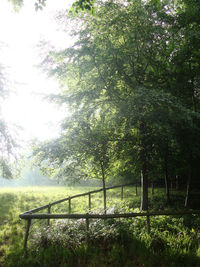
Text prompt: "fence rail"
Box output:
[[20, 210, 200, 220], [19, 183, 200, 249], [21, 182, 137, 215]]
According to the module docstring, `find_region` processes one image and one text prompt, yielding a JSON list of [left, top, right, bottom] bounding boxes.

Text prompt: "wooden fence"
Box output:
[[19, 183, 200, 249], [20, 182, 138, 215]]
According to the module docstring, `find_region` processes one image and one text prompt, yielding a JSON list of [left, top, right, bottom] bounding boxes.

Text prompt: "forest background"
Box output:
[[0, 0, 200, 266], [0, 0, 200, 210], [31, 0, 200, 211]]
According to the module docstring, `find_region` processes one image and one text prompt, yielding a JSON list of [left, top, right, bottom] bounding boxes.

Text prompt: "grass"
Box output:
[[0, 185, 199, 266]]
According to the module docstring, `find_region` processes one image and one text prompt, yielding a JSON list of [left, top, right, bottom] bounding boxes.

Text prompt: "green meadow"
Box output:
[[0, 186, 199, 267]]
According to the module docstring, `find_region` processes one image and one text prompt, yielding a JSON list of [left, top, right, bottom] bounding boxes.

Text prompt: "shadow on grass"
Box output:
[[5, 236, 200, 267]]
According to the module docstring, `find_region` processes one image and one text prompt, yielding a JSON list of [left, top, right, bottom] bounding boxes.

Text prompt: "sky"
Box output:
[[0, 0, 73, 147]]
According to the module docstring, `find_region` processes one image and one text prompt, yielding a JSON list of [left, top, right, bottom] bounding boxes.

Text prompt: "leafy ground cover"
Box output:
[[0, 186, 199, 266]]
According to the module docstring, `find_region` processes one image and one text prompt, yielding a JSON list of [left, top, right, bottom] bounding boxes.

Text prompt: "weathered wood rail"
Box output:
[[21, 182, 138, 215], [19, 183, 200, 249], [20, 210, 200, 220], [19, 182, 138, 249]]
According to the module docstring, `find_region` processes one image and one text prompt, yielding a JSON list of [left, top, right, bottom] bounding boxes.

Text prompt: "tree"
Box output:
[[33, 105, 118, 212], [8, 0, 95, 12], [0, 64, 19, 179], [33, 0, 200, 210], [167, 0, 200, 206]]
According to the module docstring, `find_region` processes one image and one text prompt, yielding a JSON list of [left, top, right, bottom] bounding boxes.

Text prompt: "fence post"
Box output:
[[121, 186, 124, 200], [86, 213, 90, 241], [88, 193, 91, 210], [146, 212, 150, 234], [47, 204, 51, 226], [86, 214, 90, 231], [68, 197, 71, 214], [136, 183, 138, 196], [104, 189, 107, 214], [24, 219, 31, 250]]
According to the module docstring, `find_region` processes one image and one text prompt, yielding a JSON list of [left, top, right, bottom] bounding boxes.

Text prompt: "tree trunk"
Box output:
[[176, 175, 180, 190], [185, 166, 192, 208], [100, 161, 106, 214], [189, 60, 197, 113], [164, 156, 170, 204], [140, 166, 148, 211], [171, 180, 173, 190], [140, 121, 149, 211], [165, 174, 170, 204]]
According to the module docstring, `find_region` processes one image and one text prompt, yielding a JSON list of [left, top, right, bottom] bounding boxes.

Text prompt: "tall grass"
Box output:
[[0, 186, 199, 266]]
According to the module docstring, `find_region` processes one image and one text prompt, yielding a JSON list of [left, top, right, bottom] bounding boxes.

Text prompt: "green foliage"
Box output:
[[71, 0, 96, 14], [8, 0, 96, 13], [8, 0, 24, 12], [32, 0, 200, 210], [0, 159, 13, 178], [0, 186, 199, 266], [23, 213, 200, 266], [0, 66, 20, 179], [34, 0, 46, 11]]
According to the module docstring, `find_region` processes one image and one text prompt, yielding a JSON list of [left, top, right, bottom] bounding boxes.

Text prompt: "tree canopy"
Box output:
[[8, 0, 95, 12], [0, 64, 19, 178], [32, 0, 200, 210]]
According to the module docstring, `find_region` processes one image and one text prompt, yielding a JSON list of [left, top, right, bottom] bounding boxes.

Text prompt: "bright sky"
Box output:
[[0, 0, 73, 147]]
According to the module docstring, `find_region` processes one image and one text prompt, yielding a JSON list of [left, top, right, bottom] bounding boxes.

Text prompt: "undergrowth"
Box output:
[[6, 215, 200, 267], [0, 186, 199, 266]]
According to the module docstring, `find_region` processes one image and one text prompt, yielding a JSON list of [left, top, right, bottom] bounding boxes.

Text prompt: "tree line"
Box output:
[[31, 0, 200, 210]]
